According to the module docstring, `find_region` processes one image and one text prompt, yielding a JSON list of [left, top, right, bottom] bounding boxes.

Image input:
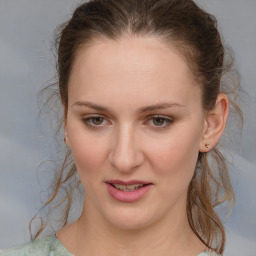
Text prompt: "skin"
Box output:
[[56, 35, 229, 256]]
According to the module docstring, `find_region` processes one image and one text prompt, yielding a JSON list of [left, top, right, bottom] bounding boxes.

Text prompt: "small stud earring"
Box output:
[[205, 143, 209, 149]]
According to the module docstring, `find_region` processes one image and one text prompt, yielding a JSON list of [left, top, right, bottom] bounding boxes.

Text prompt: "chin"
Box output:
[[103, 206, 157, 231]]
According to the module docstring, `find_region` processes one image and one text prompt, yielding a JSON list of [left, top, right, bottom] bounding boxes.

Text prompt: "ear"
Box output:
[[199, 93, 229, 152], [64, 118, 70, 147]]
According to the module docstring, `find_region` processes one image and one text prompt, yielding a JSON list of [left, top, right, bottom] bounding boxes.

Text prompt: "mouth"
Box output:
[[108, 183, 150, 192], [106, 180, 153, 190], [105, 180, 153, 202]]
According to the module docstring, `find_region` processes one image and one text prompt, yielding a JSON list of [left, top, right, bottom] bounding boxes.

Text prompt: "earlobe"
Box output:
[[199, 93, 229, 152]]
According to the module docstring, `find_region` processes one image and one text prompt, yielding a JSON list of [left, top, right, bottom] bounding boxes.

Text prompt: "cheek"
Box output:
[[144, 133, 200, 204], [146, 126, 201, 182], [68, 131, 109, 181]]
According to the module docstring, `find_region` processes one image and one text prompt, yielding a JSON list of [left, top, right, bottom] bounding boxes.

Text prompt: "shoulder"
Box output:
[[0, 236, 72, 256]]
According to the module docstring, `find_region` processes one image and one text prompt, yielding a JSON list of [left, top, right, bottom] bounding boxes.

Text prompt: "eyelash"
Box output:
[[82, 115, 174, 130]]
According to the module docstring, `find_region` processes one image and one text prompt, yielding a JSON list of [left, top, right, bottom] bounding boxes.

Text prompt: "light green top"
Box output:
[[0, 237, 73, 256], [0, 236, 222, 256]]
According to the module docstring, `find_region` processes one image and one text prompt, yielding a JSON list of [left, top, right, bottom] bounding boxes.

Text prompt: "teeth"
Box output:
[[113, 184, 144, 192]]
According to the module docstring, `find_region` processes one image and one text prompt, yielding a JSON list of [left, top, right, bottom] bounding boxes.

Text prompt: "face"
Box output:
[[65, 36, 206, 230]]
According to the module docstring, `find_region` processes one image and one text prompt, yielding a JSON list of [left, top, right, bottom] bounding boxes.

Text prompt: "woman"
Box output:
[[0, 0, 242, 255]]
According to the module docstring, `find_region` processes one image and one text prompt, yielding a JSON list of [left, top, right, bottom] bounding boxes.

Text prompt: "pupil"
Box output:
[[93, 117, 103, 125], [153, 118, 164, 126]]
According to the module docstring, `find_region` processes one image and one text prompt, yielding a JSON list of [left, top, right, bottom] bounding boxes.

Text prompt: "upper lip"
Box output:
[[106, 180, 152, 185]]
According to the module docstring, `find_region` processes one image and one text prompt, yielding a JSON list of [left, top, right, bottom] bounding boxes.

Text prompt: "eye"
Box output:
[[82, 115, 106, 128], [149, 115, 173, 129], [81, 115, 173, 129], [91, 116, 104, 125]]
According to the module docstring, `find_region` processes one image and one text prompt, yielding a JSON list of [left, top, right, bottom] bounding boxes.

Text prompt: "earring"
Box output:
[[205, 143, 209, 149], [64, 137, 66, 143]]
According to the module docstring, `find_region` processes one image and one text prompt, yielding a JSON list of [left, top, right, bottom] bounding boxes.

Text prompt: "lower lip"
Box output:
[[106, 183, 153, 203]]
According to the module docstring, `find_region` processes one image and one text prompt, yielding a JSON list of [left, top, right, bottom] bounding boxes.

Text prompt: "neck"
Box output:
[[68, 198, 205, 256]]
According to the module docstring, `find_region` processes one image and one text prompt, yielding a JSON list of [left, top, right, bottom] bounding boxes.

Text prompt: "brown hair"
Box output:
[[30, 0, 243, 253]]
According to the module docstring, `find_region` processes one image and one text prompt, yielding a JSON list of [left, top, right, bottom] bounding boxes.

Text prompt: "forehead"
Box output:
[[68, 36, 201, 110]]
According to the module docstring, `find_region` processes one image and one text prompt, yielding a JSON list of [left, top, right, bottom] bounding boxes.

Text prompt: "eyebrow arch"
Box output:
[[72, 101, 184, 113]]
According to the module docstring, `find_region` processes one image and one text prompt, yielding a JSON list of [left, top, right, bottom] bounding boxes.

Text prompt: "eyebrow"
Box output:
[[72, 101, 184, 113]]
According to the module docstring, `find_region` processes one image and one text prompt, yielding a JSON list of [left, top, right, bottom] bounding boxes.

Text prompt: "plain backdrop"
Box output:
[[0, 1, 255, 255]]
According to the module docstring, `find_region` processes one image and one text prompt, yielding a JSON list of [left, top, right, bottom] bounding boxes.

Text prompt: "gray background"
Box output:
[[0, 0, 255, 255]]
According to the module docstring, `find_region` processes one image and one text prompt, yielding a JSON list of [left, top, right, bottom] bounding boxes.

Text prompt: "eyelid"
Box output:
[[148, 114, 173, 120]]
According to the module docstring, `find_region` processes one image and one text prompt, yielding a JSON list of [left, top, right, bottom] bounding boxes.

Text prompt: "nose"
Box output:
[[109, 125, 144, 173]]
